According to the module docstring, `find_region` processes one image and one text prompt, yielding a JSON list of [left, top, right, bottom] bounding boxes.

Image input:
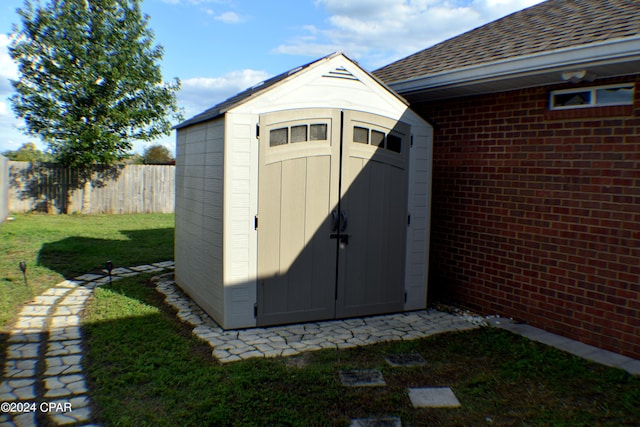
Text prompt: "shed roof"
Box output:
[[174, 55, 326, 130], [174, 52, 404, 130], [374, 0, 640, 84]]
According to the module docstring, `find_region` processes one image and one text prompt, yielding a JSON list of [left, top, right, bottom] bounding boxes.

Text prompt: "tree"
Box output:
[[2, 142, 52, 162], [142, 144, 173, 164], [9, 0, 182, 211]]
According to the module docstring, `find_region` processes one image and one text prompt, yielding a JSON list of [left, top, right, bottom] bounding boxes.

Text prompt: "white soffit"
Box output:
[[390, 36, 640, 102]]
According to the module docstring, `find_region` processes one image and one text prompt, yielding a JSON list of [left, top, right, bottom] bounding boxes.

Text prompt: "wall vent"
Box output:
[[323, 66, 359, 81]]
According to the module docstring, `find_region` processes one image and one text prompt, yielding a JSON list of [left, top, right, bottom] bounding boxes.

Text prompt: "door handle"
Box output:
[[331, 210, 339, 232], [340, 210, 348, 232], [330, 209, 349, 245]]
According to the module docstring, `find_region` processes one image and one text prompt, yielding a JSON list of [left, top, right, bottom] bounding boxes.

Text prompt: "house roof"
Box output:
[[374, 0, 640, 100], [174, 52, 405, 130]]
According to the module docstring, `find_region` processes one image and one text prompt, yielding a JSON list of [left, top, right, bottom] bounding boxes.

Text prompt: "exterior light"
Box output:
[[106, 260, 113, 285], [561, 70, 596, 84], [19, 261, 29, 288]]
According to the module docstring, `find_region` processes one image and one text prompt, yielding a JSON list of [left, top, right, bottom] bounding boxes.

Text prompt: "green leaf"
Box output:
[[9, 0, 184, 171]]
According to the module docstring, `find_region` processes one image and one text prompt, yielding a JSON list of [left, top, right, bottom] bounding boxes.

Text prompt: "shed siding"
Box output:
[[222, 113, 259, 328], [175, 120, 225, 323], [176, 55, 433, 328], [227, 57, 433, 311], [404, 122, 433, 310], [415, 75, 640, 359]]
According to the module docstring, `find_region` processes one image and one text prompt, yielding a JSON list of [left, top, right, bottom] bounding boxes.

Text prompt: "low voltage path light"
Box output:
[[106, 260, 113, 285], [19, 261, 29, 288]]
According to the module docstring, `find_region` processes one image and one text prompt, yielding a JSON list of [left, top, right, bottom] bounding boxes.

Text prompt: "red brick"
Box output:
[[419, 76, 640, 359]]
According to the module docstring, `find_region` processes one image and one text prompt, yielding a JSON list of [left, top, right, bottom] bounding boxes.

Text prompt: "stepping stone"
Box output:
[[129, 265, 163, 272], [74, 273, 104, 281], [339, 370, 386, 387], [152, 261, 175, 268], [408, 387, 461, 408], [107, 267, 134, 275], [384, 353, 426, 367], [350, 416, 402, 426]]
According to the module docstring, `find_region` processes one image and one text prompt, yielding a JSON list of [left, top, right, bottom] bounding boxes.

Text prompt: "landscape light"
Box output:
[[19, 261, 29, 288], [106, 260, 113, 285]]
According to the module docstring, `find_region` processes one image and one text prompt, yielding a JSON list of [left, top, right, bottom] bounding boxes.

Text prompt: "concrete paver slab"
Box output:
[[408, 387, 461, 408], [620, 360, 640, 376], [585, 349, 636, 369]]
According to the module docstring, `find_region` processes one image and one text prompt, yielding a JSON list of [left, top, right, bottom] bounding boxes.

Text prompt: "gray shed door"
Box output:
[[257, 108, 410, 326]]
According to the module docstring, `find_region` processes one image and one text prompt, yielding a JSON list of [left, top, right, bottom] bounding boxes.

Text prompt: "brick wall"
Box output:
[[415, 76, 640, 359]]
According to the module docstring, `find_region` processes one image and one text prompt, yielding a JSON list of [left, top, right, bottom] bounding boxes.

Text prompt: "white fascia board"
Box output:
[[389, 36, 640, 94]]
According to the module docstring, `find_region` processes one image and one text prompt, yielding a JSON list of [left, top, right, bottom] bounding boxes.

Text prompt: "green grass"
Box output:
[[0, 213, 174, 328], [3, 214, 639, 425], [84, 276, 640, 426]]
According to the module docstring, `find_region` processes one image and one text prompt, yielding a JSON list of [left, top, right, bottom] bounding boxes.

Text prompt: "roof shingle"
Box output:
[[374, 0, 640, 84]]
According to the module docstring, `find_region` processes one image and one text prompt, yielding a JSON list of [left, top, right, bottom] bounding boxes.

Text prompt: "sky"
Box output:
[[0, 0, 545, 156]]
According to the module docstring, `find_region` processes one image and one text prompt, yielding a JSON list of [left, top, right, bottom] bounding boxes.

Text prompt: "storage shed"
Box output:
[[174, 53, 433, 329]]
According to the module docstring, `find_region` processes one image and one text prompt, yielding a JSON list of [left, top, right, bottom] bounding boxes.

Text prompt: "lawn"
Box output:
[[2, 214, 639, 425], [0, 213, 174, 328], [84, 276, 640, 426]]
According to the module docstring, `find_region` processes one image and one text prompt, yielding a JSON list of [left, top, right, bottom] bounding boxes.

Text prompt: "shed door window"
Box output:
[[371, 130, 385, 148], [269, 123, 328, 146], [386, 134, 402, 153], [352, 125, 403, 153], [310, 124, 327, 141], [270, 128, 288, 146], [353, 126, 369, 144], [291, 125, 307, 143]]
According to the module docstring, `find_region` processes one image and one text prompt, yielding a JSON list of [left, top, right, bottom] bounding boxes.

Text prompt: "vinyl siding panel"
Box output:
[[222, 115, 258, 328], [404, 126, 432, 310], [175, 119, 225, 325]]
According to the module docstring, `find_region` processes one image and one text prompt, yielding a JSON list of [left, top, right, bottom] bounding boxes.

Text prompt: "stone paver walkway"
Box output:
[[0, 262, 174, 427], [3, 262, 639, 426], [153, 274, 477, 363], [154, 273, 640, 375]]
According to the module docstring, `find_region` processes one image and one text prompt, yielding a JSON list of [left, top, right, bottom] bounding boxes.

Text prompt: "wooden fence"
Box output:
[[8, 161, 175, 214]]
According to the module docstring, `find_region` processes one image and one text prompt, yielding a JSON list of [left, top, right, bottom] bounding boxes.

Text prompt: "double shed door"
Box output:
[[256, 108, 410, 326]]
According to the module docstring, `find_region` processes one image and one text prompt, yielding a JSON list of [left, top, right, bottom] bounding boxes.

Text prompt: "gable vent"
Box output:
[[323, 66, 359, 81]]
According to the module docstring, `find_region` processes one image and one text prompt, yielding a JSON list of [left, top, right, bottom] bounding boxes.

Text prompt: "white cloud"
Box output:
[[0, 34, 18, 80], [178, 69, 270, 118], [215, 11, 243, 24], [0, 100, 9, 117], [160, 0, 245, 24], [277, 0, 546, 69]]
